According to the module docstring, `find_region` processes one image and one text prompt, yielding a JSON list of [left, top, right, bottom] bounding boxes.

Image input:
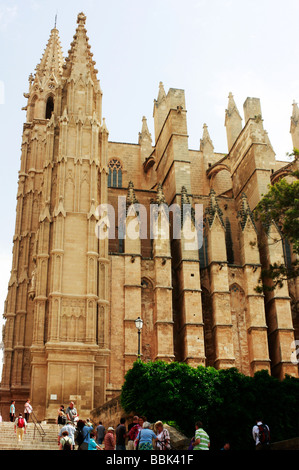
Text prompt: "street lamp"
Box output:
[[135, 317, 143, 360]]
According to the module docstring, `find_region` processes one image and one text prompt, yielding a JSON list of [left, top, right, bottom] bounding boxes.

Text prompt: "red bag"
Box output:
[[18, 418, 25, 428]]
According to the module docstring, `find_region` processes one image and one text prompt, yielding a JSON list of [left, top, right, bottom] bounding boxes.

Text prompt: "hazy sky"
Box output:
[[0, 0, 298, 375]]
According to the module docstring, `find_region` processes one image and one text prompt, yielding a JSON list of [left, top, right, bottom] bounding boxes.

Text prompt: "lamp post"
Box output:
[[135, 317, 143, 360]]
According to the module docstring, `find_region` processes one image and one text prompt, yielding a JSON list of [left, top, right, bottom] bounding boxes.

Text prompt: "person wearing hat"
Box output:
[[104, 426, 116, 450]]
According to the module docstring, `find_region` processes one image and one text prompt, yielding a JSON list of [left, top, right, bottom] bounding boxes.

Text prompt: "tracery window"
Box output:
[[108, 159, 122, 188]]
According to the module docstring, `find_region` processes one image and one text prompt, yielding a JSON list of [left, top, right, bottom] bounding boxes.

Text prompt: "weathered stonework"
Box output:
[[0, 12, 298, 421]]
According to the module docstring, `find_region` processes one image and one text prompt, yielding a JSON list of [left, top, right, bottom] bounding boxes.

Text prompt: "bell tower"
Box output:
[[0, 13, 109, 420]]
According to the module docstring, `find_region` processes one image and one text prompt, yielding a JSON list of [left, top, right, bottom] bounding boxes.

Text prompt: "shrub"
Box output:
[[120, 361, 299, 450]]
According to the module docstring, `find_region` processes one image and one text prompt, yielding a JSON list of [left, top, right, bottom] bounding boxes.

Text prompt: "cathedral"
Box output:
[[0, 12, 298, 421]]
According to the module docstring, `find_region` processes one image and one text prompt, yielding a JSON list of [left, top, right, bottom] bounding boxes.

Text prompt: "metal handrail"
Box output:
[[31, 411, 46, 441]]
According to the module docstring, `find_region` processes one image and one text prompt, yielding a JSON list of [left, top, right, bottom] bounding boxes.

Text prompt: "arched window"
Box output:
[[45, 96, 54, 119], [282, 238, 292, 270], [108, 159, 122, 188], [225, 217, 234, 264]]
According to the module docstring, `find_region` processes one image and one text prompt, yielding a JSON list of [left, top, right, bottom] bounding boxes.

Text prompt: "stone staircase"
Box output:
[[0, 421, 60, 450]]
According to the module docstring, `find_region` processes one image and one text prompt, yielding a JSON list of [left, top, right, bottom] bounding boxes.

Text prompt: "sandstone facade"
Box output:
[[0, 13, 298, 421]]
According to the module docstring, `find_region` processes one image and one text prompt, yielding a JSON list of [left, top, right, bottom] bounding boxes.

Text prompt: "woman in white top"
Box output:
[[155, 421, 171, 450], [24, 399, 33, 422]]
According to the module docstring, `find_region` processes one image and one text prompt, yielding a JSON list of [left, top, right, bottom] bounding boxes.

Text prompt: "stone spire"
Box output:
[[126, 181, 139, 212], [200, 123, 214, 155], [290, 100, 299, 150], [63, 12, 99, 84], [156, 81, 166, 105], [205, 189, 225, 228], [139, 116, 153, 165], [155, 183, 167, 206], [138, 116, 152, 144], [225, 92, 242, 152], [181, 186, 195, 225], [35, 26, 64, 84], [153, 81, 169, 142], [237, 192, 256, 231]]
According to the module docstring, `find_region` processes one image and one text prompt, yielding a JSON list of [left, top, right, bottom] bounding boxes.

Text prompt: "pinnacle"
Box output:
[[291, 100, 299, 125], [126, 181, 139, 208], [139, 116, 152, 143], [155, 183, 167, 205], [205, 189, 224, 227], [77, 12, 87, 25], [237, 192, 256, 231], [35, 27, 64, 81], [63, 12, 99, 84], [225, 92, 242, 120], [200, 123, 214, 152], [157, 81, 166, 103]]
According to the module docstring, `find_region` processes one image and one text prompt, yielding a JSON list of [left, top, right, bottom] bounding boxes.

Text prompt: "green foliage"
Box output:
[[120, 361, 299, 450], [254, 150, 299, 292]]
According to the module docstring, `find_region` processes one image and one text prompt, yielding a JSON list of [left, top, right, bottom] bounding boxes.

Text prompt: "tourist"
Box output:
[[127, 416, 138, 450], [128, 415, 145, 450], [57, 405, 66, 426], [75, 419, 93, 450], [59, 430, 73, 450], [88, 431, 102, 450], [24, 399, 33, 423], [220, 442, 231, 450], [58, 420, 76, 450], [252, 418, 270, 450], [155, 421, 171, 450], [135, 422, 158, 450], [191, 421, 210, 450], [104, 427, 116, 450], [9, 400, 15, 422], [14, 413, 27, 443], [66, 401, 78, 424], [96, 421, 105, 445], [116, 417, 127, 450]]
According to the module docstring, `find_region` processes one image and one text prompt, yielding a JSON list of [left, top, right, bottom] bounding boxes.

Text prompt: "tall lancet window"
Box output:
[[45, 96, 54, 119], [108, 159, 123, 188]]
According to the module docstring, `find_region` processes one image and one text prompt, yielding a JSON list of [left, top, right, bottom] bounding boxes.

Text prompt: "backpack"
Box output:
[[18, 418, 25, 428], [258, 424, 270, 444], [75, 429, 86, 446], [62, 437, 72, 451]]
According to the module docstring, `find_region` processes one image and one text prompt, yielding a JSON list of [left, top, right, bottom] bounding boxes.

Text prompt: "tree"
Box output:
[[254, 150, 299, 292], [120, 361, 299, 450]]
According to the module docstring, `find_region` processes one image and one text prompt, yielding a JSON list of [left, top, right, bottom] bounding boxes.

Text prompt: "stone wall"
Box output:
[[90, 395, 190, 450]]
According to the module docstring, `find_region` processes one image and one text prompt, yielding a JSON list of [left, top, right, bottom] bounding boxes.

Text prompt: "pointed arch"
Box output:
[[45, 95, 54, 119], [141, 277, 154, 289], [108, 159, 123, 188]]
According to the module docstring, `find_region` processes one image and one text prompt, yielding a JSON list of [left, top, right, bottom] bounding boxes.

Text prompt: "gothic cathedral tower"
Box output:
[[0, 13, 109, 420], [1, 12, 298, 422]]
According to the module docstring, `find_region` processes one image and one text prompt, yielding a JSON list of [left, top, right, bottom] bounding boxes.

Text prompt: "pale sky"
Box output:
[[0, 0, 299, 376]]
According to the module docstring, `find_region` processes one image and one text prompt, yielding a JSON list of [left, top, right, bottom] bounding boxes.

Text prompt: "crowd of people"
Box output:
[[57, 407, 270, 451], [5, 398, 271, 450], [57, 407, 173, 451]]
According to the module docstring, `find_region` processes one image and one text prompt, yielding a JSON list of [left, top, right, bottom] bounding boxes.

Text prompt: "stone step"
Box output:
[[0, 421, 61, 451]]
